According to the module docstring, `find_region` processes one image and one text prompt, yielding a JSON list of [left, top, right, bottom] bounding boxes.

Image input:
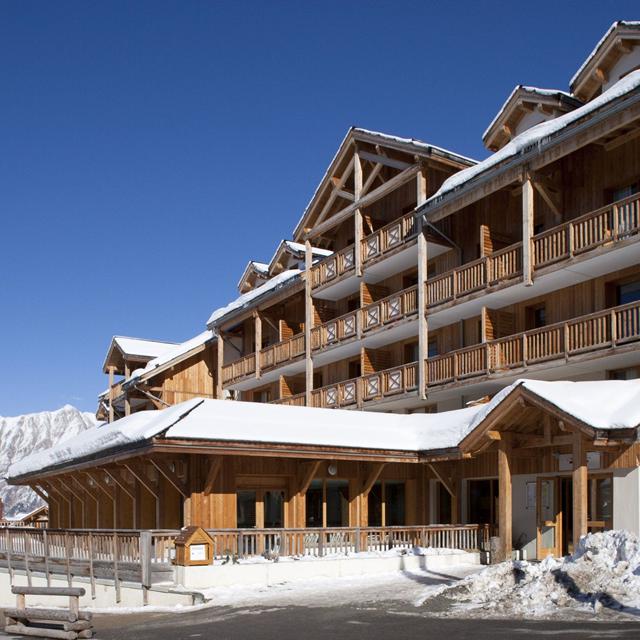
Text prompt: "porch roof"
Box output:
[[9, 379, 640, 482]]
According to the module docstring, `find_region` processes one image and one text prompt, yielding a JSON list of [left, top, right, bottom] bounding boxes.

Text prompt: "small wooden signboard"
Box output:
[[173, 526, 214, 566]]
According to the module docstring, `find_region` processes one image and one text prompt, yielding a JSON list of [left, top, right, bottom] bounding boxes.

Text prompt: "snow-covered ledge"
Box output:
[[174, 549, 481, 590]]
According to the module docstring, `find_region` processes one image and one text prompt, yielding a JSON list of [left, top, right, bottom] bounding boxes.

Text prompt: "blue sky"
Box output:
[[0, 1, 637, 416]]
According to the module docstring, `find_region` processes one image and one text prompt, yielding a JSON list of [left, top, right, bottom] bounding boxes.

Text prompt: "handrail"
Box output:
[[426, 300, 640, 387], [361, 285, 418, 332], [270, 392, 306, 407], [260, 333, 305, 371], [310, 244, 356, 289], [221, 352, 257, 385], [311, 310, 359, 350], [361, 212, 417, 263]]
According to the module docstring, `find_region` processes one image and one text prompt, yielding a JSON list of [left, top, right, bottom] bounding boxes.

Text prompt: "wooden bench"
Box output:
[[3, 586, 93, 639]]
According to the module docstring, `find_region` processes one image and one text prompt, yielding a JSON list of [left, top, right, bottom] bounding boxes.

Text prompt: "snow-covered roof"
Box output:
[[482, 85, 583, 144], [207, 269, 302, 327], [128, 330, 215, 382], [11, 379, 640, 481], [236, 260, 270, 292], [292, 127, 477, 240], [570, 21, 640, 91], [426, 70, 640, 207], [102, 336, 177, 372]]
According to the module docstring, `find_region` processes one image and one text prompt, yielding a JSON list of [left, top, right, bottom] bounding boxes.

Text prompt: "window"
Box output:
[[404, 342, 419, 363], [254, 389, 271, 403], [617, 280, 640, 306], [367, 481, 406, 527], [326, 480, 349, 527], [305, 480, 323, 528], [427, 262, 436, 279], [468, 479, 498, 526], [403, 271, 419, 288], [348, 359, 361, 379], [436, 482, 452, 524], [346, 296, 359, 312], [368, 482, 383, 527], [611, 182, 639, 203], [588, 477, 613, 528], [237, 491, 257, 528], [526, 303, 546, 330], [428, 338, 439, 358], [608, 367, 639, 380], [313, 372, 324, 388], [263, 490, 285, 528]]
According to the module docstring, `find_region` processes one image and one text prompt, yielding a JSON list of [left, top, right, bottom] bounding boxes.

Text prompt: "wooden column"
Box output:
[[572, 430, 588, 548], [354, 149, 364, 277], [416, 166, 429, 399], [304, 241, 314, 405], [498, 434, 513, 561], [124, 363, 131, 416], [216, 332, 224, 399], [254, 311, 262, 379], [522, 172, 534, 286], [108, 366, 115, 423]]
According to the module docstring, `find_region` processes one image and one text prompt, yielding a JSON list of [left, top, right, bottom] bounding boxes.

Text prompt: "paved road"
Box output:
[[93, 604, 640, 640]]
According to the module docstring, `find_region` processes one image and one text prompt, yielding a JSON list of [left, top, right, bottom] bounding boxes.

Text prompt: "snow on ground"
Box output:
[[421, 531, 640, 620]]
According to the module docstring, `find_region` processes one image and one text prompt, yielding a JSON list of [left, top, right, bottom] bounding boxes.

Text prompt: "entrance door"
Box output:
[[537, 478, 561, 558]]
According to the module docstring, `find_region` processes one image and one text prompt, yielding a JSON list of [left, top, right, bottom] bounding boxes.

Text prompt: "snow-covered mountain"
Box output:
[[0, 405, 97, 518]]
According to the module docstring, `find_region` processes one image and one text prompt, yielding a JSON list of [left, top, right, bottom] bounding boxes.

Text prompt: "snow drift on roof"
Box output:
[[112, 336, 176, 358], [430, 70, 640, 204], [207, 269, 302, 326], [129, 330, 214, 381], [12, 379, 640, 480], [482, 85, 581, 142], [570, 21, 640, 89]]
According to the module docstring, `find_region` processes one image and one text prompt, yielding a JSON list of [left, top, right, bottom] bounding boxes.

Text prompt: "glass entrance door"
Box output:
[[537, 478, 561, 558]]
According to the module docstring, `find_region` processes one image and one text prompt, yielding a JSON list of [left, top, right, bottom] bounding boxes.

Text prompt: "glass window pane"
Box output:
[[385, 482, 405, 526], [326, 480, 349, 527], [237, 490, 256, 528], [368, 482, 382, 526], [305, 480, 323, 528], [264, 490, 284, 528]]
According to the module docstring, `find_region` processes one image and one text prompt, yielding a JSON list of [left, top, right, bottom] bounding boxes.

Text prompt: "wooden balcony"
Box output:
[[361, 285, 418, 333], [260, 333, 305, 372], [361, 212, 417, 264], [311, 310, 359, 351], [311, 362, 418, 409], [221, 353, 256, 385], [222, 334, 305, 386], [426, 300, 640, 387], [427, 243, 522, 308], [270, 392, 306, 407], [426, 192, 640, 310], [533, 192, 640, 268], [310, 244, 355, 290]]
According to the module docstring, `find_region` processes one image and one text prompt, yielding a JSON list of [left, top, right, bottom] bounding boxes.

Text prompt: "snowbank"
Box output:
[[426, 530, 640, 618]]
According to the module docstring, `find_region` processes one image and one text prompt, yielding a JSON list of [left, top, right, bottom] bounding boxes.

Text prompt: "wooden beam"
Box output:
[[532, 178, 562, 224], [150, 458, 188, 498], [254, 312, 262, 379], [572, 430, 588, 548], [315, 158, 355, 225], [31, 485, 48, 503], [604, 126, 640, 151], [122, 462, 158, 499], [305, 164, 420, 240], [416, 167, 428, 400], [299, 460, 321, 495], [203, 456, 222, 494], [498, 434, 512, 562], [354, 149, 363, 277], [522, 173, 534, 286], [486, 430, 502, 441], [361, 162, 383, 196], [426, 463, 455, 497], [362, 462, 386, 497], [108, 366, 115, 423], [304, 241, 314, 405], [216, 333, 224, 399], [358, 149, 411, 171]]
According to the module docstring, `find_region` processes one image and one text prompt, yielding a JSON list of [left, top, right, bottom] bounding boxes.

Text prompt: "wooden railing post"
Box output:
[[140, 531, 152, 606]]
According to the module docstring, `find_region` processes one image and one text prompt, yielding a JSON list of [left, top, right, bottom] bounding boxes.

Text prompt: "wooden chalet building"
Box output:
[[9, 21, 640, 563]]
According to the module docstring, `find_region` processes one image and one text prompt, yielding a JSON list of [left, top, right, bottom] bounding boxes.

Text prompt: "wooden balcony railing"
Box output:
[[311, 310, 359, 351], [426, 243, 522, 308], [426, 300, 640, 387], [221, 353, 256, 385], [270, 392, 306, 407], [310, 245, 355, 289], [312, 362, 418, 409], [533, 192, 640, 269], [361, 212, 418, 263], [260, 333, 305, 371], [361, 285, 418, 333], [109, 381, 125, 400]]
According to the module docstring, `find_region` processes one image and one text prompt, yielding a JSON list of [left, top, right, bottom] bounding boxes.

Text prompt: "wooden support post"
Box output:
[[254, 311, 262, 378], [416, 166, 428, 399], [108, 366, 115, 423], [216, 333, 224, 399], [498, 434, 513, 562], [354, 148, 364, 277], [304, 240, 314, 406], [572, 431, 588, 548], [124, 363, 131, 416], [522, 172, 534, 286], [123, 462, 159, 528]]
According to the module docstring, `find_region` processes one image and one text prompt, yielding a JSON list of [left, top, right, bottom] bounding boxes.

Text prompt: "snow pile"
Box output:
[[429, 531, 640, 618]]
